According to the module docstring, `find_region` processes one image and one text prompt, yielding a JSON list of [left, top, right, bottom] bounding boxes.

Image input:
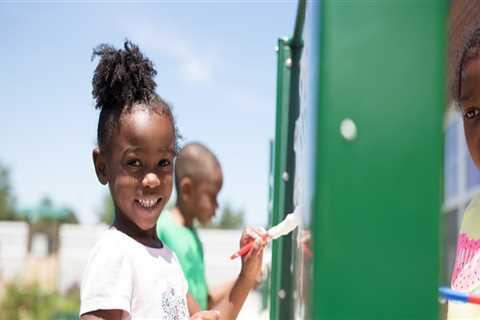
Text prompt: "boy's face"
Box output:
[[95, 107, 175, 230], [461, 57, 480, 168], [191, 167, 223, 225]]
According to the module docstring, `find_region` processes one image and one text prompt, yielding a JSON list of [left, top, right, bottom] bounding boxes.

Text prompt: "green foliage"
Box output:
[[98, 193, 115, 224], [0, 161, 78, 224], [23, 197, 79, 224], [217, 203, 244, 229], [0, 162, 19, 221], [203, 203, 245, 229], [0, 282, 79, 320], [59, 209, 79, 224]]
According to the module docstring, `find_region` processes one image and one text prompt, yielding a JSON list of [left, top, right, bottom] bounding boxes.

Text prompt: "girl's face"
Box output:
[[95, 106, 175, 231], [461, 56, 480, 168]]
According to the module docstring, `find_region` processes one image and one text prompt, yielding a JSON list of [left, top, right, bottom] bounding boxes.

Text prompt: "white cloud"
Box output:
[[122, 20, 215, 83]]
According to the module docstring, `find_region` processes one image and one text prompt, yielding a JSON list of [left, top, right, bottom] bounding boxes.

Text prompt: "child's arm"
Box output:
[[187, 280, 235, 313], [187, 293, 202, 314], [207, 280, 235, 308], [211, 227, 267, 320], [80, 309, 123, 320]]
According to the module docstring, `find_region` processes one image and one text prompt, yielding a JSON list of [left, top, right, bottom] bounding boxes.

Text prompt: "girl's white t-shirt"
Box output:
[[80, 228, 189, 320]]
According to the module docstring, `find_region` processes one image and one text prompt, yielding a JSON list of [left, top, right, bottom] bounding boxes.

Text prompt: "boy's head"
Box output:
[[174, 143, 223, 225], [458, 28, 480, 168], [91, 40, 180, 231]]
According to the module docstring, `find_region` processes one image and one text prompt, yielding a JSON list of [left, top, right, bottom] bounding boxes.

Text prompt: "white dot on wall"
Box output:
[[285, 58, 292, 68], [340, 118, 357, 141]]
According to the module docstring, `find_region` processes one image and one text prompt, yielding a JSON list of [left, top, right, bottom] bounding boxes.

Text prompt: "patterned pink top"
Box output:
[[452, 233, 480, 290], [451, 196, 480, 292]]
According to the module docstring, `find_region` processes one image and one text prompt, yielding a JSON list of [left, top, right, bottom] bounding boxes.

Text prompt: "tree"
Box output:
[[25, 197, 79, 224], [204, 203, 245, 229], [59, 208, 79, 224], [98, 193, 115, 225], [0, 162, 17, 221], [0, 281, 80, 320], [217, 203, 244, 229]]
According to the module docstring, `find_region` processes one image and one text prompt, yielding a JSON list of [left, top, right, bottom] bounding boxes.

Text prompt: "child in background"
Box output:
[[449, 28, 480, 319], [80, 41, 266, 320], [157, 142, 264, 316]]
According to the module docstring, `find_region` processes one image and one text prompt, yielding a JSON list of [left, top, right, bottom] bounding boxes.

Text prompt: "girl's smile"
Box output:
[[133, 196, 165, 218], [135, 197, 162, 209]]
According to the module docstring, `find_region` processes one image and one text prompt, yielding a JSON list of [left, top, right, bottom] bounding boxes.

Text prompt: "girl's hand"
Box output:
[[190, 310, 220, 320], [239, 227, 268, 283]]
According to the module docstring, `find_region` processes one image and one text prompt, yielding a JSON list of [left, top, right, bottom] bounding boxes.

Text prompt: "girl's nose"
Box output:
[[142, 172, 160, 188]]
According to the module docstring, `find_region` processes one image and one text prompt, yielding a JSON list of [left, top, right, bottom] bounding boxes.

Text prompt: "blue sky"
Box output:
[[0, 2, 298, 226]]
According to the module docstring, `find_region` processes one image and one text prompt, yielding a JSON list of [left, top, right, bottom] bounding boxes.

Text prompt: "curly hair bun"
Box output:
[[91, 40, 157, 111]]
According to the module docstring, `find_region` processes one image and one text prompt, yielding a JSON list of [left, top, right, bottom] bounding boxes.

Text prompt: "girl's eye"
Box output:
[[464, 108, 480, 119], [127, 159, 141, 168], [158, 159, 171, 168]]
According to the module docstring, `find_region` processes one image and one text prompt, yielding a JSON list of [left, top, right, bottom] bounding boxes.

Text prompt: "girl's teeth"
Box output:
[[138, 199, 157, 208]]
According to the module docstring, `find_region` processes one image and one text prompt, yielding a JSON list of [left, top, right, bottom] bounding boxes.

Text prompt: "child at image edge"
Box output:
[[79, 40, 267, 320], [449, 28, 480, 319]]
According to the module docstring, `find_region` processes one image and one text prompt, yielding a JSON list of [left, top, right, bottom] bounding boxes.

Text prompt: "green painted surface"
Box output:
[[269, 38, 293, 320], [310, 1, 446, 319], [269, 2, 308, 317]]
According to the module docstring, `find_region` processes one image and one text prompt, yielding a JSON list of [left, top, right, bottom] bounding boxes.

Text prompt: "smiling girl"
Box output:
[[79, 40, 226, 320]]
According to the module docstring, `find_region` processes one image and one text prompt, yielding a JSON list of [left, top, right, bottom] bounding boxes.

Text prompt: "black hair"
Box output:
[[456, 28, 480, 105], [91, 40, 180, 152]]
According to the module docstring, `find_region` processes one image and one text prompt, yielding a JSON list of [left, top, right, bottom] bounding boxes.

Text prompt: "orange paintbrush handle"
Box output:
[[230, 234, 269, 260]]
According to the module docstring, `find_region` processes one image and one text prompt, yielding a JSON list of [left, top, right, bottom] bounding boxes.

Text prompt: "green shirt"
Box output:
[[156, 210, 208, 310]]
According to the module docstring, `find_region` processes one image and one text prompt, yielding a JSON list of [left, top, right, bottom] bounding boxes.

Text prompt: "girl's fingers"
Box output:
[[242, 226, 268, 243], [255, 227, 269, 244], [191, 310, 220, 320], [246, 227, 262, 240], [241, 227, 261, 247], [257, 226, 267, 235], [244, 239, 259, 258], [249, 238, 267, 257], [240, 227, 255, 242], [207, 310, 220, 320], [240, 226, 269, 259]]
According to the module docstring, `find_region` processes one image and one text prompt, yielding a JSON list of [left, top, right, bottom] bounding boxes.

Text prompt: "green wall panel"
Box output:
[[310, 1, 446, 319]]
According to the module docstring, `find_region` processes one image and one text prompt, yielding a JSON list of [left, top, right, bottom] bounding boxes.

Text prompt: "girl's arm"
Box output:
[[207, 280, 235, 308], [80, 310, 123, 320], [212, 227, 267, 320]]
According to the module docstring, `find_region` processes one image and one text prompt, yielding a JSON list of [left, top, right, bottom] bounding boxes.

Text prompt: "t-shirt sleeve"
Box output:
[[80, 236, 133, 316]]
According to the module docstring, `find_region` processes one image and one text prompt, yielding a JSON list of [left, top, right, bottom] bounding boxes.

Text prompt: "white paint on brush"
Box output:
[[267, 206, 300, 239]]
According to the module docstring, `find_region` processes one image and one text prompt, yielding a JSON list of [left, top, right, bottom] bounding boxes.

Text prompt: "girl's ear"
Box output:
[[93, 148, 108, 185]]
